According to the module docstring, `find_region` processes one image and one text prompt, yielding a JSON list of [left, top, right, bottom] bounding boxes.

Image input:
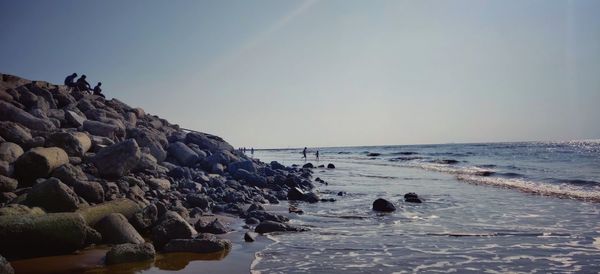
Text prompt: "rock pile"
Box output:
[[0, 73, 316, 264]]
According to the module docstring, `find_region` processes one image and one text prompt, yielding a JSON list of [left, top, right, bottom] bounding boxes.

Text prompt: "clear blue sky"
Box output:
[[1, 0, 599, 148]]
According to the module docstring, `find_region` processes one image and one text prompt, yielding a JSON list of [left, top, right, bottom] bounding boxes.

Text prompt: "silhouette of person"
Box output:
[[251, 147, 254, 155], [76, 75, 91, 92], [64, 73, 77, 87], [93, 82, 105, 98], [302, 147, 307, 160], [315, 150, 319, 160]]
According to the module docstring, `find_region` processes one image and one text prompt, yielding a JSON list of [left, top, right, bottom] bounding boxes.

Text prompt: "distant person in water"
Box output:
[[76, 75, 91, 92], [251, 148, 254, 155], [93, 82, 105, 98], [315, 150, 319, 160], [303, 147, 307, 160], [64, 73, 77, 88]]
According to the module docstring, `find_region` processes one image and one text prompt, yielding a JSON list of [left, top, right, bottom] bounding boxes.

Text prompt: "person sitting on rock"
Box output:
[[76, 74, 92, 92], [64, 73, 77, 87], [93, 82, 105, 98]]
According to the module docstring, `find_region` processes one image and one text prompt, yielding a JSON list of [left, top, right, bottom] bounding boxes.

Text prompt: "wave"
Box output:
[[457, 175, 600, 202]]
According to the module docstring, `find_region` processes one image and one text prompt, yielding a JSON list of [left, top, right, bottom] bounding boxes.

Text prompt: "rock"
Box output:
[[233, 169, 266, 187], [14, 147, 69, 186], [167, 142, 198, 167], [302, 163, 314, 169], [147, 178, 171, 191], [327, 163, 335, 169], [337, 191, 346, 196], [135, 152, 158, 171], [73, 181, 105, 204], [95, 213, 144, 244], [93, 139, 141, 178], [246, 210, 289, 223], [404, 192, 422, 203], [0, 175, 18, 192], [0, 212, 98, 259], [127, 128, 167, 162], [163, 235, 231, 254], [244, 232, 257, 242], [367, 153, 380, 157], [83, 120, 119, 139], [130, 204, 158, 232], [0, 121, 32, 146], [45, 132, 91, 157], [372, 198, 396, 212], [245, 217, 260, 225], [77, 198, 140, 226], [194, 218, 229, 234], [0, 204, 45, 217], [186, 194, 211, 209], [270, 161, 286, 170], [65, 110, 86, 127], [0, 192, 16, 204], [255, 221, 306, 234], [0, 254, 14, 274], [25, 178, 79, 212], [0, 161, 10, 177], [0, 142, 23, 163], [50, 163, 87, 186], [288, 206, 304, 214], [151, 211, 197, 249], [0, 101, 55, 131], [228, 160, 257, 174], [185, 132, 234, 153], [211, 163, 224, 174], [105, 243, 156, 265], [287, 187, 318, 203]]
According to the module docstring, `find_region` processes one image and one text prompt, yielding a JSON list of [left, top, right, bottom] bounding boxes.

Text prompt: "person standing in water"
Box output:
[[302, 147, 307, 160], [315, 150, 319, 161], [251, 147, 254, 156]]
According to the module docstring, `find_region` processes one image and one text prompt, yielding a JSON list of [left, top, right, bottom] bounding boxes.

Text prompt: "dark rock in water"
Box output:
[[105, 243, 156, 265], [95, 213, 144, 244], [0, 175, 18, 192], [255, 220, 307, 234], [288, 206, 303, 214], [337, 191, 346, 196], [0, 254, 15, 274], [167, 142, 198, 167], [287, 187, 305, 200], [302, 163, 314, 169], [246, 210, 289, 223], [367, 153, 380, 157], [303, 192, 320, 203], [245, 217, 260, 225], [93, 139, 141, 179], [327, 163, 335, 169], [318, 164, 324, 168], [244, 232, 257, 242], [14, 147, 69, 187], [372, 198, 396, 212], [195, 218, 229, 234], [320, 198, 336, 202], [432, 159, 459, 165], [26, 178, 79, 212], [0, 142, 23, 164], [404, 192, 422, 203], [164, 235, 231, 254], [151, 211, 197, 250]]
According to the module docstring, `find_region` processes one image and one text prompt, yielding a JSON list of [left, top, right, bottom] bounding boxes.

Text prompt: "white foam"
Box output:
[[457, 175, 600, 202]]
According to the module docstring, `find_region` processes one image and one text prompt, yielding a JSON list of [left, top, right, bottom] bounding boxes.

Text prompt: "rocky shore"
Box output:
[[0, 73, 325, 272]]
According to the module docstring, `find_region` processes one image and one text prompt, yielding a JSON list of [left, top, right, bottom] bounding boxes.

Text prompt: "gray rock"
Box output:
[[130, 204, 158, 232], [93, 139, 141, 178], [45, 132, 91, 157], [105, 243, 156, 265], [233, 169, 267, 187], [167, 142, 198, 167], [185, 132, 234, 153], [255, 220, 306, 234], [246, 210, 289, 223], [186, 194, 211, 209], [95, 213, 144, 244], [228, 160, 257, 174], [0, 175, 18, 192], [65, 110, 87, 127], [151, 211, 197, 249], [163, 234, 231, 254], [83, 120, 119, 139], [194, 218, 229, 234], [0, 142, 23, 163], [135, 152, 159, 171], [73, 181, 105, 204], [0, 121, 32, 146], [211, 163, 224, 174], [127, 128, 167, 162], [0, 101, 55, 131], [50, 163, 87, 186], [244, 232, 257, 242], [26, 178, 79, 212], [147, 178, 170, 191], [14, 147, 69, 187], [270, 161, 286, 170]]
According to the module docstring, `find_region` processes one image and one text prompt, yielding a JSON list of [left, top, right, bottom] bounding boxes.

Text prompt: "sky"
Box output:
[[1, 0, 599, 148]]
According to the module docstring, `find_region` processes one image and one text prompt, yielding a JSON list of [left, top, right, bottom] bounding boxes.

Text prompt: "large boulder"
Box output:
[[25, 178, 79, 212], [167, 142, 198, 167], [45, 132, 91, 157], [0, 212, 98, 259], [77, 198, 140, 226], [65, 110, 86, 127], [130, 204, 158, 232], [93, 139, 141, 178], [14, 147, 69, 187], [73, 180, 105, 204], [194, 218, 229, 234], [228, 160, 257, 174], [127, 128, 167, 162], [105, 243, 156, 265], [0, 101, 55, 131], [0, 142, 23, 163], [185, 132, 234, 153], [372, 198, 396, 212], [0, 175, 18, 192], [163, 234, 231, 254], [50, 163, 87, 186], [83, 120, 119, 139], [151, 211, 197, 249], [95, 213, 144, 244], [0, 121, 32, 146]]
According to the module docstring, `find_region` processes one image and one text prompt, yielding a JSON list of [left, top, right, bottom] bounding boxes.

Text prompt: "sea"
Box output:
[[250, 141, 600, 273]]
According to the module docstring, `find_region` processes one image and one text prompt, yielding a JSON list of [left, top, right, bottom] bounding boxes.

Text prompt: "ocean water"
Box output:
[[250, 141, 600, 273]]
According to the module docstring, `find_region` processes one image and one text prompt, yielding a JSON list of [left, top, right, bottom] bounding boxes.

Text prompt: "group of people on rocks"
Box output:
[[64, 73, 105, 98]]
